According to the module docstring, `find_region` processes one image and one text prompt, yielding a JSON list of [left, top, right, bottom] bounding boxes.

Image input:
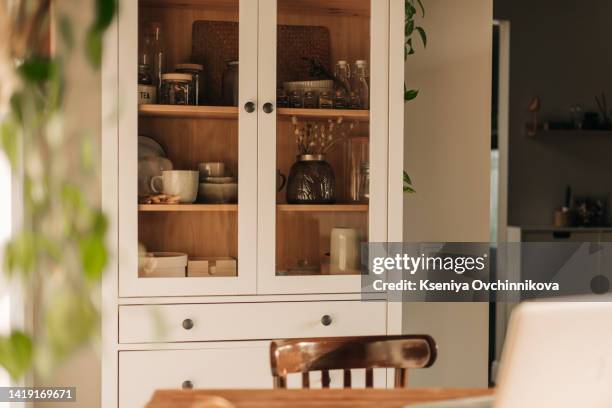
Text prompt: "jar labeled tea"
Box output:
[[160, 73, 193, 105]]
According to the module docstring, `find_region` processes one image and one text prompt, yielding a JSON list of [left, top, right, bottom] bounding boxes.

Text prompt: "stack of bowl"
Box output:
[[197, 162, 238, 204]]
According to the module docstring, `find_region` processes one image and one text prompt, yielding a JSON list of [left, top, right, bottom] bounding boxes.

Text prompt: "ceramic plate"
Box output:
[[138, 136, 166, 158]]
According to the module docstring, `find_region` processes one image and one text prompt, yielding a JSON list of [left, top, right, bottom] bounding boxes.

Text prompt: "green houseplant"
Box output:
[[0, 0, 116, 380], [403, 0, 426, 193]]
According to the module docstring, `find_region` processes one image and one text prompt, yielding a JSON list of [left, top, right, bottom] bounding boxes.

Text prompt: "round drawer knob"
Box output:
[[182, 380, 193, 389], [182, 318, 194, 330], [244, 101, 255, 113], [263, 102, 274, 114], [321, 315, 332, 326]]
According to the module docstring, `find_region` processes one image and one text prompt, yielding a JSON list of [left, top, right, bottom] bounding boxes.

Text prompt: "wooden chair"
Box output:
[[270, 335, 437, 389]]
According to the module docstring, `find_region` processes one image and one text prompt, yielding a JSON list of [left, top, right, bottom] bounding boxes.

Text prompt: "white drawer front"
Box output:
[[119, 345, 271, 408], [119, 345, 388, 407], [119, 300, 386, 344]]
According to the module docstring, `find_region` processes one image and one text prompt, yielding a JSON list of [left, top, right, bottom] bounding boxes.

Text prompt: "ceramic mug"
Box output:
[[150, 170, 198, 203], [330, 227, 360, 274], [198, 162, 226, 179]]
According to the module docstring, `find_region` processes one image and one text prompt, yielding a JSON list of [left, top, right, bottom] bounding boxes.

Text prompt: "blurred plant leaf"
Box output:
[[415, 26, 427, 48], [45, 292, 98, 361], [0, 120, 18, 168], [403, 170, 416, 194], [85, 27, 103, 68], [405, 88, 419, 102], [94, 0, 118, 31], [0, 331, 33, 381], [80, 234, 108, 282], [17, 57, 57, 83], [58, 15, 75, 50], [3, 232, 38, 278]]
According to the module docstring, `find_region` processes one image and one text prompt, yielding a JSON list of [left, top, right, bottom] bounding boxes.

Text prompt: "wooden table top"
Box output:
[[146, 388, 494, 408]]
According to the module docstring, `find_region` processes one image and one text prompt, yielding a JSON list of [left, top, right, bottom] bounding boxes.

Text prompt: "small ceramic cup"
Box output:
[[198, 162, 226, 179], [150, 170, 198, 203]]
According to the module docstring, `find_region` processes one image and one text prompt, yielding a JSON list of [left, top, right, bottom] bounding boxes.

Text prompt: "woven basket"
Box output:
[[192, 21, 331, 105]]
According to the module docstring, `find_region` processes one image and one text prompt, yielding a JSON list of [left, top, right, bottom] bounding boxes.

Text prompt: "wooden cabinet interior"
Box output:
[[138, 0, 372, 276], [275, 0, 371, 276]]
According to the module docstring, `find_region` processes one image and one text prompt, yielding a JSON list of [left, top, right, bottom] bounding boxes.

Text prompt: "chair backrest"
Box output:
[[270, 335, 437, 389]]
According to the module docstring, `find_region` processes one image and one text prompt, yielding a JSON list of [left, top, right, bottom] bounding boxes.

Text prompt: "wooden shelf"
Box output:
[[139, 105, 238, 119], [277, 204, 368, 212], [139, 204, 238, 212], [278, 108, 369, 121]]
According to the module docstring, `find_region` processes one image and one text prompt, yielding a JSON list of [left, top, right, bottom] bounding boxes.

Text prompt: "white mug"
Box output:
[[330, 227, 360, 274], [150, 170, 198, 203]]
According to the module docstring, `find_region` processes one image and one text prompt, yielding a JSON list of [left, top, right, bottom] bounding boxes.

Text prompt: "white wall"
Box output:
[[402, 0, 493, 387]]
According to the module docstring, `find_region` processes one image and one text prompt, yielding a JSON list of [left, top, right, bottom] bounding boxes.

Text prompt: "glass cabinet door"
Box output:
[[118, 0, 257, 296], [258, 0, 389, 293]]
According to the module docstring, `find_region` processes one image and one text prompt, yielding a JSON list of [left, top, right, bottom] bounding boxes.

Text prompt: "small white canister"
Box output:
[[330, 227, 361, 274]]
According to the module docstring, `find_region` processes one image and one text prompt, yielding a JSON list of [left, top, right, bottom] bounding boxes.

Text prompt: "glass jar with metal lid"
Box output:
[[174, 63, 203, 106], [160, 73, 193, 105]]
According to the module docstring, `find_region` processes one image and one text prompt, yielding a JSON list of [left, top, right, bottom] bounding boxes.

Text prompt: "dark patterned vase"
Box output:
[[286, 154, 335, 204]]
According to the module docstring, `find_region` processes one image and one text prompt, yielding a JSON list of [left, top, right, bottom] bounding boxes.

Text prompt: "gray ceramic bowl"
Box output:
[[198, 182, 238, 204]]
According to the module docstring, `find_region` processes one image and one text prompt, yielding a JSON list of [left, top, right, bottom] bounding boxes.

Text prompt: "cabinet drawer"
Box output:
[[119, 300, 386, 344], [119, 344, 388, 407], [119, 345, 271, 408]]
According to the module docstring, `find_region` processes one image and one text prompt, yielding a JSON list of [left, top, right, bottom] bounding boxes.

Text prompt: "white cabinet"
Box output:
[[103, 0, 405, 406]]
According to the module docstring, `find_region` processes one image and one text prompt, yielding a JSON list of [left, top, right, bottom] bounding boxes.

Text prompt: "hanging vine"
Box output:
[[404, 0, 427, 102]]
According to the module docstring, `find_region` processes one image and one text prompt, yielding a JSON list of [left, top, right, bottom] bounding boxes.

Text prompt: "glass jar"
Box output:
[[160, 73, 193, 105], [318, 90, 333, 109], [348, 91, 361, 109], [138, 64, 153, 85], [138, 64, 156, 105], [175, 63, 203, 106], [333, 89, 347, 109], [288, 90, 303, 108], [303, 91, 318, 108], [276, 88, 289, 108], [353, 60, 370, 109], [286, 154, 335, 204], [141, 22, 166, 91], [221, 61, 239, 106], [334, 60, 352, 92], [358, 162, 370, 202]]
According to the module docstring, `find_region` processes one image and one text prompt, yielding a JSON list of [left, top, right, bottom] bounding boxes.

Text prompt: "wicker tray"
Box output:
[[192, 21, 331, 105]]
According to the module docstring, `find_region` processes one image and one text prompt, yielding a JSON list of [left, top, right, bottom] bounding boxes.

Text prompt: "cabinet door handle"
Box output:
[[182, 318, 194, 330], [244, 101, 255, 113], [182, 380, 193, 389], [321, 315, 332, 326], [263, 102, 274, 114]]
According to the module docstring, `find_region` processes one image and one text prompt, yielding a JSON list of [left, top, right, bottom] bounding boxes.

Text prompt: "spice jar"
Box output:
[[318, 91, 333, 109], [303, 91, 318, 108], [276, 88, 289, 108], [160, 73, 193, 105], [288, 90, 303, 108], [358, 162, 370, 202], [175, 63, 203, 106]]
